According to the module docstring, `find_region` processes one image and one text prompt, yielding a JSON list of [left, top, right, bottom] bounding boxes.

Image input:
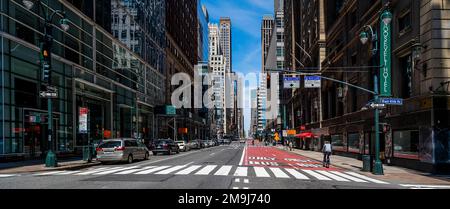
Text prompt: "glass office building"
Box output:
[[0, 0, 165, 158]]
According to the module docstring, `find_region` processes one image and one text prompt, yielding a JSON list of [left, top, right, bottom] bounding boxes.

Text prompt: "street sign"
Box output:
[[380, 98, 403, 106], [304, 76, 321, 88], [46, 85, 57, 92], [40, 91, 58, 98], [370, 103, 386, 109], [282, 130, 288, 137], [283, 76, 301, 89]]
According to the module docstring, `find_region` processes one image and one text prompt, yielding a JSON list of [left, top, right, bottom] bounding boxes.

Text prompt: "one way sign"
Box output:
[[40, 91, 58, 98]]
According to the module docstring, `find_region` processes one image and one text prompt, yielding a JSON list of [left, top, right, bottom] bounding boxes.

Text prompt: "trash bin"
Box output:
[[362, 155, 371, 172], [83, 146, 92, 162]]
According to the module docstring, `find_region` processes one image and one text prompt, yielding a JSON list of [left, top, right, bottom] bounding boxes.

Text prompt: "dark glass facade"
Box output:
[[0, 0, 165, 157]]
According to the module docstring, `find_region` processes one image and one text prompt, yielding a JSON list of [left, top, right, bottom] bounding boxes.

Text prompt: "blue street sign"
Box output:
[[304, 76, 321, 88], [284, 76, 301, 89], [380, 98, 403, 106]]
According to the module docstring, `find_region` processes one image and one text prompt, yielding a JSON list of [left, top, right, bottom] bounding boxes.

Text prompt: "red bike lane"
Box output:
[[243, 144, 341, 171]]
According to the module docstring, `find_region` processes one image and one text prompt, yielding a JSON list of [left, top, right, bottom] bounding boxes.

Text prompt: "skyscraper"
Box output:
[[219, 17, 232, 74], [209, 23, 227, 137], [261, 15, 274, 73]]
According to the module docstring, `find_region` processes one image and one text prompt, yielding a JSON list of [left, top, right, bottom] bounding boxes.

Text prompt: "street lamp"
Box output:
[[359, 8, 392, 176], [23, 0, 70, 167]]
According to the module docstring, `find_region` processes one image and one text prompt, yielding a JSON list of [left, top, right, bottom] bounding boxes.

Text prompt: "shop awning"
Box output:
[[295, 132, 317, 138]]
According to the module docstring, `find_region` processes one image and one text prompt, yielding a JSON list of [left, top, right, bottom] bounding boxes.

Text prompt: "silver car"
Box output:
[[96, 139, 149, 164], [175, 141, 188, 152]]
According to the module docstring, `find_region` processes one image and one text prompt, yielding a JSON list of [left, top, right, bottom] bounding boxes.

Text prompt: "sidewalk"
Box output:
[[0, 157, 101, 174], [284, 147, 450, 185]]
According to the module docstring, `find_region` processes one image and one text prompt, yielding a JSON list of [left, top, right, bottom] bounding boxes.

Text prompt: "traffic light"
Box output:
[[267, 74, 271, 89], [41, 36, 52, 83]]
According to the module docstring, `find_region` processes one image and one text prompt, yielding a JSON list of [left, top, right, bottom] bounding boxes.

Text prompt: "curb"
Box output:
[[0, 161, 101, 174]]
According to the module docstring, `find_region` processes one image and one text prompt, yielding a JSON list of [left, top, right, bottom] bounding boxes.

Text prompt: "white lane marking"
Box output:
[[302, 170, 332, 181], [34, 171, 68, 176], [210, 153, 216, 156], [155, 165, 187, 175], [253, 167, 271, 178], [0, 174, 18, 178], [75, 167, 119, 175], [345, 172, 390, 184], [235, 178, 240, 183], [232, 187, 239, 189], [53, 171, 82, 175], [115, 166, 156, 175], [243, 187, 249, 189], [330, 171, 368, 183], [315, 171, 351, 182], [239, 145, 247, 166], [400, 184, 450, 189], [284, 169, 310, 180], [214, 166, 233, 176], [93, 166, 139, 175], [195, 165, 218, 175], [244, 179, 249, 184], [135, 166, 171, 175], [234, 167, 248, 177], [175, 165, 202, 175], [269, 168, 290, 179]]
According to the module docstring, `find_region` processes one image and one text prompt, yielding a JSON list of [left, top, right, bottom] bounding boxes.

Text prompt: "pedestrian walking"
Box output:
[[288, 140, 293, 151], [322, 141, 332, 168]]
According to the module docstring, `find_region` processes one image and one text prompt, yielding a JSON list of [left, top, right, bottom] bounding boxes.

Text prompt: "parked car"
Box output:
[[223, 138, 232, 145], [218, 139, 224, 145], [201, 140, 210, 148], [152, 139, 180, 155], [175, 140, 188, 152], [96, 138, 149, 164], [187, 141, 200, 149], [240, 138, 246, 144]]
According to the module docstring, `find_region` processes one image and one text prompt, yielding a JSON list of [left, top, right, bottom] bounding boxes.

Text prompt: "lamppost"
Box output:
[[359, 8, 392, 175], [23, 0, 70, 167]]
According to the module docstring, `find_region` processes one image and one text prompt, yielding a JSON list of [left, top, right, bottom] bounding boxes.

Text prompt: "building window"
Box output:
[[331, 134, 345, 151], [348, 133, 360, 153], [393, 130, 419, 160], [398, 10, 412, 35], [277, 47, 284, 57]]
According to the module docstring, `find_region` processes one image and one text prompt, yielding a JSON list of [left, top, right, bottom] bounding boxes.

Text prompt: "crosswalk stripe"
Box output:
[[315, 171, 351, 182], [302, 170, 332, 181], [330, 171, 368, 183], [269, 168, 290, 178], [195, 165, 218, 175], [253, 167, 271, 178], [155, 166, 187, 175], [135, 166, 171, 175], [0, 174, 17, 178], [94, 166, 139, 175], [345, 172, 390, 184], [34, 171, 67, 176], [76, 167, 120, 175], [214, 166, 233, 176], [234, 167, 248, 177], [53, 171, 82, 175], [284, 169, 310, 180], [115, 166, 156, 175], [175, 166, 202, 175]]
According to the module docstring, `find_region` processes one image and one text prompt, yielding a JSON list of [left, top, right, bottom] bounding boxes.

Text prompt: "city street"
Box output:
[[0, 142, 406, 189]]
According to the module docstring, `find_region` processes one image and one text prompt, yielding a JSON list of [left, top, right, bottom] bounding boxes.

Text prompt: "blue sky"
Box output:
[[202, 0, 274, 136]]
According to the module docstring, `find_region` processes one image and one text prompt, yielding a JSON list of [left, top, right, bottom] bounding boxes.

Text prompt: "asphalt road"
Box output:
[[0, 142, 405, 189]]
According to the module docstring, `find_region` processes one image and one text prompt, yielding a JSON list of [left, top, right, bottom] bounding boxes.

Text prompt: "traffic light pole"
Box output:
[[43, 21, 57, 167]]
